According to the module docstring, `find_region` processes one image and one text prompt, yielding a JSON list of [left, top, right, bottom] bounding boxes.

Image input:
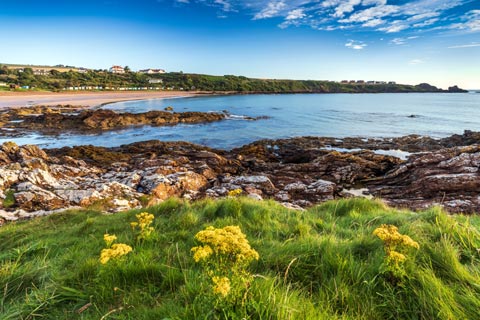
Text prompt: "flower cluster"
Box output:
[[227, 189, 243, 197], [100, 243, 133, 265], [103, 233, 117, 247], [192, 225, 259, 265], [373, 224, 420, 250], [192, 225, 259, 302], [212, 276, 231, 297], [373, 224, 419, 281], [99, 233, 132, 265], [131, 212, 155, 241]]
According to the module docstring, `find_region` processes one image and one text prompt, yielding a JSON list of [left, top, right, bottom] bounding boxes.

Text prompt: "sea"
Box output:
[[2, 92, 480, 150]]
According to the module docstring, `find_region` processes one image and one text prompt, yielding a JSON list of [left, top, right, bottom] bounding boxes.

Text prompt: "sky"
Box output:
[[0, 0, 479, 89]]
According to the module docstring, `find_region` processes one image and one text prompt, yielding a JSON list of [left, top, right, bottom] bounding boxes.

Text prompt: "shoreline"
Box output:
[[1, 131, 479, 221], [0, 90, 471, 109], [0, 91, 213, 109]]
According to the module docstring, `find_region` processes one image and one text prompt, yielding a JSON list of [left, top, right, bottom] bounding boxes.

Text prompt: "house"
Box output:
[[139, 68, 166, 74], [388, 81, 396, 85], [366, 81, 375, 84], [356, 80, 365, 84], [109, 66, 125, 74], [77, 68, 89, 74], [33, 69, 50, 76], [148, 78, 163, 84], [349, 80, 356, 83], [340, 80, 349, 84]]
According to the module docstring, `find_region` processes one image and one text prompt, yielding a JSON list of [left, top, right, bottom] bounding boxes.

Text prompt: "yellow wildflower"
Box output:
[[387, 250, 406, 263], [191, 245, 214, 262], [373, 224, 419, 282], [131, 212, 155, 240], [194, 225, 259, 264], [227, 189, 243, 197], [100, 243, 133, 265], [373, 224, 419, 251], [212, 276, 231, 297], [103, 233, 117, 247]]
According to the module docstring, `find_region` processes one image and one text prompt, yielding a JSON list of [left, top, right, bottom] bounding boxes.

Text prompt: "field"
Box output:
[[0, 197, 479, 319]]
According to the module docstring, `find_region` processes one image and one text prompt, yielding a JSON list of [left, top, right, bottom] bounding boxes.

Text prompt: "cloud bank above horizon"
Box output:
[[175, 0, 479, 35]]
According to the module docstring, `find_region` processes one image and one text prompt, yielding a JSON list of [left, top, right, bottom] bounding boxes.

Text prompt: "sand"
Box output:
[[0, 91, 206, 109]]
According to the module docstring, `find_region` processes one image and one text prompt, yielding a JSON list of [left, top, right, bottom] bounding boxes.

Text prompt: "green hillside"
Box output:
[[0, 197, 479, 319], [0, 64, 465, 93]]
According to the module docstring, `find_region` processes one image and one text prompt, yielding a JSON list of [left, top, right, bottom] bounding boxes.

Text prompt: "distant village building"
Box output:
[[33, 69, 50, 76], [356, 80, 365, 84], [388, 81, 396, 85], [366, 81, 375, 84], [109, 65, 125, 74], [77, 68, 89, 74], [139, 68, 166, 74], [148, 78, 163, 84], [340, 80, 349, 84]]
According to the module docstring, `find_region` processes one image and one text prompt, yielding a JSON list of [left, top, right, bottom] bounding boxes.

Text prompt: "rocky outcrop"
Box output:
[[0, 107, 228, 134], [448, 85, 468, 93], [368, 145, 480, 212], [2, 130, 480, 223]]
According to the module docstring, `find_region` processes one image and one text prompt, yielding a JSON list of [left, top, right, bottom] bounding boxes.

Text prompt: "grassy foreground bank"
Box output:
[[1, 198, 479, 319]]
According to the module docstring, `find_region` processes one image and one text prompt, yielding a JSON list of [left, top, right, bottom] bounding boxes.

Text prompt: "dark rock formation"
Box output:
[[2, 130, 480, 222], [0, 105, 270, 137], [367, 145, 480, 213], [448, 85, 468, 93]]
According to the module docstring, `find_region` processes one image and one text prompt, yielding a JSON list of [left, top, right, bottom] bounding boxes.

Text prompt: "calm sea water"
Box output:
[[2, 93, 480, 150]]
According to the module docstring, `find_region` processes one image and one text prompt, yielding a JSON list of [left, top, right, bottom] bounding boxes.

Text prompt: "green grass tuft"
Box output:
[[0, 197, 479, 319]]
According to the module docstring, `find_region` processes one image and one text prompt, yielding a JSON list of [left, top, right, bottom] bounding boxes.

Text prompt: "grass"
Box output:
[[0, 197, 479, 319], [2, 190, 15, 208]]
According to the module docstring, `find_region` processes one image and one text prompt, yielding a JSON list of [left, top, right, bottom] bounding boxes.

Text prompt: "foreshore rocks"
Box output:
[[0, 105, 229, 135], [1, 130, 480, 223]]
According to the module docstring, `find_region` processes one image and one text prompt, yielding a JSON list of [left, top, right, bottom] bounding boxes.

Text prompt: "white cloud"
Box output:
[[362, 0, 387, 5], [448, 43, 480, 49], [286, 8, 306, 20], [413, 18, 439, 28], [390, 36, 419, 45], [253, 1, 286, 20], [184, 0, 474, 35], [378, 21, 409, 33], [345, 40, 367, 50], [333, 0, 362, 18], [449, 10, 480, 32], [339, 5, 398, 23], [214, 0, 233, 12], [409, 59, 425, 65], [362, 19, 384, 27]]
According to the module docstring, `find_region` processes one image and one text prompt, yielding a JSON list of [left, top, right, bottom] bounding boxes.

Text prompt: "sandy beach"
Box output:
[[0, 91, 205, 109]]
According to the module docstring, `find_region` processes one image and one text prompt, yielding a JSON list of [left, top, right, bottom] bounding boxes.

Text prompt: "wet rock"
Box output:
[[368, 145, 480, 212], [1, 107, 228, 134], [3, 131, 480, 223]]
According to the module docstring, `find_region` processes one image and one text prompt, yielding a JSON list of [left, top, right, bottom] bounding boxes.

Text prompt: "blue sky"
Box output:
[[1, 0, 479, 88]]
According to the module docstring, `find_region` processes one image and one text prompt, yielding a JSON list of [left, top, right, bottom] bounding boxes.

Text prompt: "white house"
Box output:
[[109, 66, 125, 74], [148, 78, 163, 84]]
